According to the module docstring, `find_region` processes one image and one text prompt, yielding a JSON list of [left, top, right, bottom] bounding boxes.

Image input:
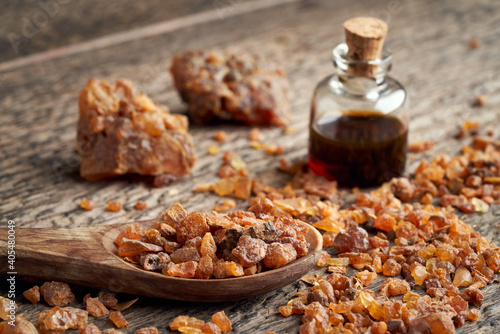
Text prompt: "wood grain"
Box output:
[[0, 0, 231, 63], [1, 0, 500, 332]]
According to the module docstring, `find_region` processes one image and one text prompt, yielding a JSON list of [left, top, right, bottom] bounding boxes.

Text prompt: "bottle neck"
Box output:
[[332, 43, 392, 97]]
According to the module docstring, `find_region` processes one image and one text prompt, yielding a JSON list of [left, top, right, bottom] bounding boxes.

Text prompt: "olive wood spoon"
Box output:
[[0, 219, 322, 302]]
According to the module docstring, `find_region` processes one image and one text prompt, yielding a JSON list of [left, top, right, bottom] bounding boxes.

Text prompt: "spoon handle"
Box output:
[[0, 225, 125, 290]]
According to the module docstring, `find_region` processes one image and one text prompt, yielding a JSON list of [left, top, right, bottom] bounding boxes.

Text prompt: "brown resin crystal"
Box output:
[[170, 49, 290, 126], [201, 322, 222, 334], [232, 235, 268, 267], [109, 311, 129, 328], [23, 285, 40, 304], [166, 261, 198, 278], [98, 292, 118, 309], [408, 312, 455, 333], [134, 327, 158, 334], [0, 297, 15, 321], [263, 243, 297, 269], [83, 294, 109, 318], [76, 79, 196, 181], [39, 281, 75, 307], [79, 323, 102, 334], [212, 311, 232, 333], [37, 306, 88, 334], [0, 315, 37, 334], [169, 316, 205, 331], [213, 261, 244, 279]]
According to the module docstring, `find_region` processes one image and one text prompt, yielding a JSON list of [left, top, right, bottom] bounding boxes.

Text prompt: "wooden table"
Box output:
[[1, 0, 500, 332]]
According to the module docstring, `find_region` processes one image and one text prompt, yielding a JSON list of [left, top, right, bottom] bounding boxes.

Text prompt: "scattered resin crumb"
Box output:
[[39, 281, 75, 307], [469, 38, 480, 49], [23, 286, 40, 304], [79, 323, 102, 334], [408, 140, 435, 153], [107, 200, 123, 212], [208, 144, 220, 155], [250, 141, 266, 150], [474, 94, 487, 107], [135, 201, 147, 210], [283, 125, 295, 134], [0, 297, 16, 320], [213, 131, 227, 142], [134, 327, 158, 334], [265, 143, 284, 155], [80, 199, 94, 211], [214, 199, 237, 212], [249, 128, 263, 141], [84, 294, 109, 318], [37, 306, 88, 334], [109, 311, 129, 328], [212, 311, 232, 333], [0, 315, 37, 334]]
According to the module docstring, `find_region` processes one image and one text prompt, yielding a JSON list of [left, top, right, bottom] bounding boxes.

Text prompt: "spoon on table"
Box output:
[[0, 219, 322, 302]]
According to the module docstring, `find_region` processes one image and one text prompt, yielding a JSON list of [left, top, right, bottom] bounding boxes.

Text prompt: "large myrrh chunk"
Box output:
[[77, 79, 196, 181], [170, 50, 290, 126]]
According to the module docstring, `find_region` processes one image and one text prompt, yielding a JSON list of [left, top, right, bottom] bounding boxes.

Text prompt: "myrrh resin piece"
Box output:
[[79, 323, 102, 334], [213, 261, 244, 279], [83, 294, 109, 318], [0, 315, 37, 334], [332, 226, 369, 253], [23, 285, 40, 304], [176, 212, 210, 245], [166, 261, 198, 278], [201, 322, 222, 334], [76, 79, 196, 181], [170, 50, 290, 126], [107, 200, 122, 213], [37, 306, 88, 334], [114, 222, 144, 246], [117, 239, 163, 257], [102, 329, 123, 334], [134, 327, 158, 334], [0, 297, 15, 321], [356, 270, 377, 287], [263, 243, 297, 269], [232, 235, 268, 267], [195, 255, 214, 279], [212, 311, 232, 333], [169, 316, 205, 331], [39, 281, 75, 307], [109, 311, 129, 328], [408, 312, 455, 333]]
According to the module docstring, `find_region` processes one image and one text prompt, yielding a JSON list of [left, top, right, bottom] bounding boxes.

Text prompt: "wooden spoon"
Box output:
[[0, 219, 322, 302]]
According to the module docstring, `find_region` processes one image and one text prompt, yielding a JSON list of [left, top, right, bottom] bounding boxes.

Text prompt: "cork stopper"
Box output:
[[343, 17, 388, 77]]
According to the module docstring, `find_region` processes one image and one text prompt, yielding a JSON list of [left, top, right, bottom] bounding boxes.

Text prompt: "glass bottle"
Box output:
[[308, 42, 409, 188]]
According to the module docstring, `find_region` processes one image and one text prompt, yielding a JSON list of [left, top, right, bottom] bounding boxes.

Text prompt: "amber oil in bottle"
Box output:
[[308, 17, 409, 188], [309, 110, 407, 188]]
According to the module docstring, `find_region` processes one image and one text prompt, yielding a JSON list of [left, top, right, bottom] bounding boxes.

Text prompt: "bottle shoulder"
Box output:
[[314, 74, 405, 92], [312, 74, 407, 115]]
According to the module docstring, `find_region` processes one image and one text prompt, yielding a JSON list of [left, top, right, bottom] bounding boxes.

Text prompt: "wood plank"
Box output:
[[0, 0, 291, 73], [1, 0, 500, 332], [0, 0, 242, 63]]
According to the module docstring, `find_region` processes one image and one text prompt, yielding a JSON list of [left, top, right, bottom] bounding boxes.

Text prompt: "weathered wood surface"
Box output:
[[1, 0, 500, 332], [0, 0, 228, 63]]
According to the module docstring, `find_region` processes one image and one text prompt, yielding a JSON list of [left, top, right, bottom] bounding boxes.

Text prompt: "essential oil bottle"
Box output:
[[308, 17, 409, 188]]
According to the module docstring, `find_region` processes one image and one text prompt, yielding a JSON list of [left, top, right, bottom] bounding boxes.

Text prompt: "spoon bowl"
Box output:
[[0, 218, 322, 302]]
